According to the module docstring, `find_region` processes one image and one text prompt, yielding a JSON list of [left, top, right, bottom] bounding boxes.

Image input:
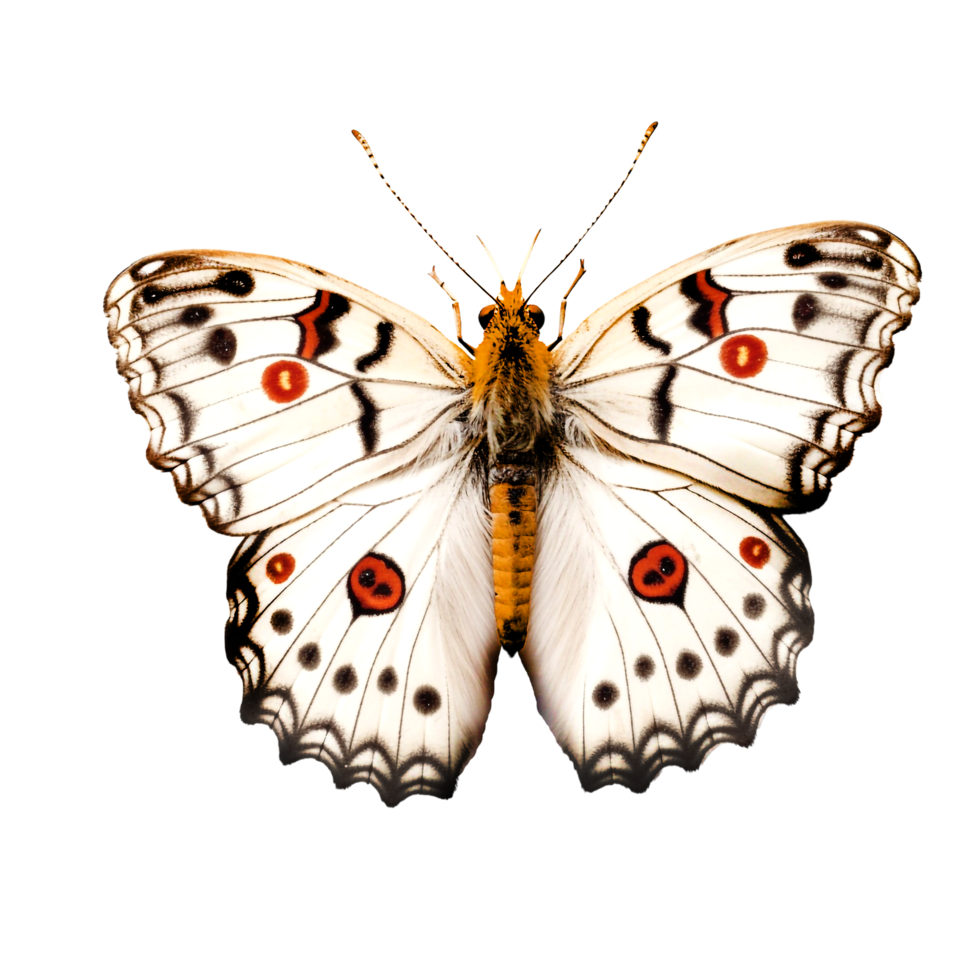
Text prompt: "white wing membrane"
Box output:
[[106, 250, 471, 533], [556, 222, 920, 511], [523, 445, 812, 790], [226, 452, 499, 805]]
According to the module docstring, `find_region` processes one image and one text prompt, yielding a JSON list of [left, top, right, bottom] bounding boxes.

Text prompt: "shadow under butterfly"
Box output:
[[104, 123, 920, 805]]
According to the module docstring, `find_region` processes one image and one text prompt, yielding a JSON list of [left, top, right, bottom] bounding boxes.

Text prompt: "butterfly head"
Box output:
[[477, 282, 546, 337]]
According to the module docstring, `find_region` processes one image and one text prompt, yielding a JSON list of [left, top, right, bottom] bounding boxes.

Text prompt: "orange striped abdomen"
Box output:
[[489, 467, 537, 654]]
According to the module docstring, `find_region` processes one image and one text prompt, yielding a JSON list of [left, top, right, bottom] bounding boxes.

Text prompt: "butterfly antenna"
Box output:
[[524, 121, 658, 304], [476, 235, 505, 286], [517, 229, 542, 284], [352, 130, 496, 302]]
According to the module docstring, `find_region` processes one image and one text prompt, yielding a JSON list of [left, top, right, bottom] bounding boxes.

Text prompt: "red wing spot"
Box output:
[[696, 269, 730, 338], [739, 536, 771, 568], [348, 553, 405, 616], [720, 335, 767, 378], [266, 552, 296, 584], [297, 291, 333, 359], [262, 360, 309, 403], [629, 542, 687, 603]]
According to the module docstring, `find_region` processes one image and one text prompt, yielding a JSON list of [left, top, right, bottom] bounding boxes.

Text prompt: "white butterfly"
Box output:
[[105, 129, 919, 806]]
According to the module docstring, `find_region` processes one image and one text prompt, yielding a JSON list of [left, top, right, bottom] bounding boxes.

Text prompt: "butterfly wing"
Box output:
[[227, 450, 498, 805], [522, 445, 811, 790], [105, 251, 471, 534], [554, 222, 920, 511], [526, 221, 918, 788], [107, 251, 498, 803]]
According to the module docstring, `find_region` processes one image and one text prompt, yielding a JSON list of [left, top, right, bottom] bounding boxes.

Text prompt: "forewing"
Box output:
[[106, 251, 471, 534], [555, 222, 920, 511], [522, 445, 812, 791]]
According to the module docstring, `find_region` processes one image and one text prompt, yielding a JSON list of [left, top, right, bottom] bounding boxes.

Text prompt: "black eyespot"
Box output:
[[270, 609, 293, 635], [743, 593, 766, 619], [818, 273, 848, 290], [714, 627, 739, 656], [214, 270, 254, 296], [785, 242, 821, 267], [413, 685, 442, 715], [377, 667, 398, 694], [333, 664, 358, 694], [297, 643, 320, 670], [478, 305, 496, 329], [207, 326, 236, 364], [526, 305, 545, 330], [592, 681, 619, 710], [181, 305, 212, 325]]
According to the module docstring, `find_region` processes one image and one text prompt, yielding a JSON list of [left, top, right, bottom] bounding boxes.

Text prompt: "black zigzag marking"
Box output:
[[649, 366, 676, 441], [631, 307, 671, 354], [356, 321, 394, 372], [225, 534, 269, 693], [679, 269, 731, 338], [350, 382, 379, 453], [296, 291, 351, 360]]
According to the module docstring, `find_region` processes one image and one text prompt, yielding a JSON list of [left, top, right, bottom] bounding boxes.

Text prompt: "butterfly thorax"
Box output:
[[470, 283, 554, 455], [469, 282, 553, 654]]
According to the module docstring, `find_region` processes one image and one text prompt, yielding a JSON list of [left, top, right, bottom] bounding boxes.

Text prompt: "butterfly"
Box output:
[[104, 125, 920, 806]]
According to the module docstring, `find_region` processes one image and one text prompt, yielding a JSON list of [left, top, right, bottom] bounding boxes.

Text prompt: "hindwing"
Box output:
[[523, 445, 812, 789], [225, 451, 498, 805]]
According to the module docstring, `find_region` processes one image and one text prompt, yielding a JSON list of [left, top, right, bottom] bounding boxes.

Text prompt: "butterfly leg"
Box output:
[[429, 266, 474, 354], [548, 259, 586, 351]]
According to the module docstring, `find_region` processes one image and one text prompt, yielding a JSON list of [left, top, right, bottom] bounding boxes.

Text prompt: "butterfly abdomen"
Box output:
[[489, 454, 537, 654]]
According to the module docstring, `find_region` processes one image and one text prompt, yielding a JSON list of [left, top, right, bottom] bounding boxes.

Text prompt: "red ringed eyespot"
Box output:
[[719, 335, 767, 378], [261, 359, 309, 402], [348, 553, 405, 616]]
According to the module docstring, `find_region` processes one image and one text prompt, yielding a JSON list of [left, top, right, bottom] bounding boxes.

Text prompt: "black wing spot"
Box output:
[[413, 685, 442, 715], [350, 383, 379, 454], [270, 610, 293, 634], [631, 306, 671, 354], [792, 293, 819, 331], [377, 667, 398, 694], [207, 327, 237, 364], [592, 682, 620, 709], [181, 305, 212, 325], [743, 594, 766, 619], [298, 643, 321, 670], [214, 270, 254, 296], [650, 366, 676, 442], [714, 627, 739, 656], [676, 650, 702, 679], [818, 273, 848, 290], [355, 321, 395, 372], [333, 664, 358, 693], [785, 243, 822, 267]]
